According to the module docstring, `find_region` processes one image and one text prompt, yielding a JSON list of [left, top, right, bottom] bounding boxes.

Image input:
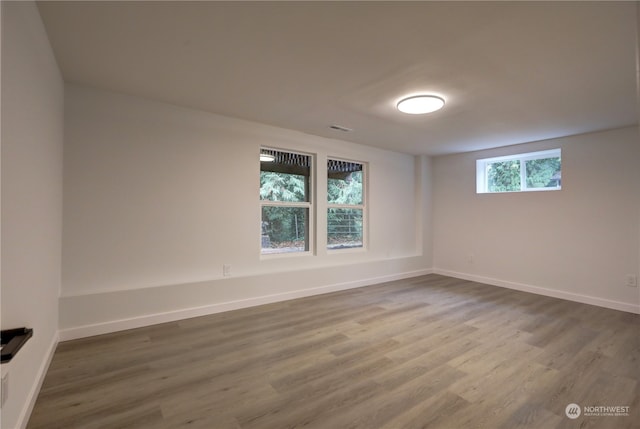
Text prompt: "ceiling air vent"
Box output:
[[329, 124, 352, 132]]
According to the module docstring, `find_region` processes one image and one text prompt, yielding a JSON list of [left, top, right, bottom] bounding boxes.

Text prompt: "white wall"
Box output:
[[433, 126, 640, 313], [59, 84, 432, 338], [1, 2, 64, 428]]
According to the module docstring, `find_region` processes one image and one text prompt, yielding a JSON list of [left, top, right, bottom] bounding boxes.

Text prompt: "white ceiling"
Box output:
[[37, 1, 638, 156]]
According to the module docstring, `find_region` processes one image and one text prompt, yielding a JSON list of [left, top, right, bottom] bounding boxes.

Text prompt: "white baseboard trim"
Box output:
[[59, 268, 433, 341], [16, 332, 58, 429], [433, 268, 640, 314]]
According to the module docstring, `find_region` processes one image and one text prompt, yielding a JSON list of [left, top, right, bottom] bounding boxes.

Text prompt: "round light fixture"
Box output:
[[260, 153, 275, 162], [397, 95, 445, 114]]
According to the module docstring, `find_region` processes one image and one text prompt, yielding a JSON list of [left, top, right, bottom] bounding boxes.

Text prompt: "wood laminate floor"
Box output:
[[28, 275, 639, 429]]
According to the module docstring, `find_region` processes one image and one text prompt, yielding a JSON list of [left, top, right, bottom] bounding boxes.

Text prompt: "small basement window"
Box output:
[[476, 149, 561, 193]]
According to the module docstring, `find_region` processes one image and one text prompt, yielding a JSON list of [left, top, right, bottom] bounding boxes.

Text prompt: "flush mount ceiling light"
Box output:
[[260, 153, 275, 162], [397, 95, 445, 114]]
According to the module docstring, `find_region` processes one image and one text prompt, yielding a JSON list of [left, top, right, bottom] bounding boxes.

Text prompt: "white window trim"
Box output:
[[476, 148, 561, 194], [327, 158, 367, 251]]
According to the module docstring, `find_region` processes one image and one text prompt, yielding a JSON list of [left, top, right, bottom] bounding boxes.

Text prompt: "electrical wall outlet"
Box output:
[[1, 372, 9, 408], [223, 264, 231, 277], [626, 275, 638, 287]]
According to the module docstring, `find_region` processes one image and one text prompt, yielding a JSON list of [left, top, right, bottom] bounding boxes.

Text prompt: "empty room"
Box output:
[[1, 1, 639, 428]]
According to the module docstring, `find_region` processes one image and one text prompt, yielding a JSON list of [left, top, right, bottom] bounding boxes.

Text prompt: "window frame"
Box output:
[[476, 148, 561, 194], [326, 157, 367, 251], [260, 147, 314, 256]]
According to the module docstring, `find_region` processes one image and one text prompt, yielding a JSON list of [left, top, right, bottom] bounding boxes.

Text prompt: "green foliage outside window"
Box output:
[[327, 208, 363, 247], [327, 171, 363, 204], [260, 171, 308, 247], [259, 163, 365, 250], [260, 171, 306, 202], [525, 157, 561, 188], [261, 206, 307, 246], [328, 171, 363, 248], [487, 160, 521, 192], [487, 157, 560, 192]]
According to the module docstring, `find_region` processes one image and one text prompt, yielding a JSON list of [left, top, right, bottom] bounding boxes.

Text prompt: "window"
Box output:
[[327, 159, 365, 249], [260, 148, 312, 254], [476, 149, 561, 193]]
